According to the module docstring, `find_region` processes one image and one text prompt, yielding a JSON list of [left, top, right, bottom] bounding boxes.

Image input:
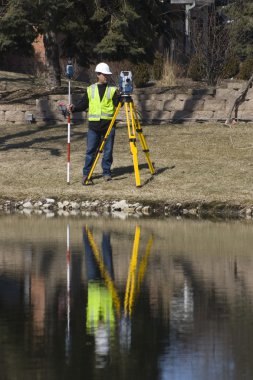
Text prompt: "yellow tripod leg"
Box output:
[[131, 102, 156, 175], [85, 102, 122, 184], [125, 102, 141, 187], [136, 235, 153, 295], [124, 226, 141, 317]]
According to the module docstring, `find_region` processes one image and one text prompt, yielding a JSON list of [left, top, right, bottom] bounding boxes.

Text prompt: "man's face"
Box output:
[[97, 72, 109, 84]]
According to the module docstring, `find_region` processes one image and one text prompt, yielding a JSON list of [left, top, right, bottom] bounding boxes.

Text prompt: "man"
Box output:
[[68, 62, 121, 185]]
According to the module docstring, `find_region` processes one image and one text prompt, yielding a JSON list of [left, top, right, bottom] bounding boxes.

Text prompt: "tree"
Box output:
[[0, 1, 36, 56], [91, 0, 164, 62], [0, 0, 71, 86], [222, 0, 253, 60], [0, 0, 93, 86], [22, 0, 76, 87], [191, 7, 232, 85], [0, 0, 169, 85]]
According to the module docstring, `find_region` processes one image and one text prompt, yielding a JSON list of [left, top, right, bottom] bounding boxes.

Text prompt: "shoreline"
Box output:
[[1, 197, 253, 220]]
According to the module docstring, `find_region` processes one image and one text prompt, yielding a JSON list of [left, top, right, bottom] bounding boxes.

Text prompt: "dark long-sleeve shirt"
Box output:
[[72, 83, 121, 132]]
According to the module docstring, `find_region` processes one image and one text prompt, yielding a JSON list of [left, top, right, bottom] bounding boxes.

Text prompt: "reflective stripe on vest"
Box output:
[[87, 84, 116, 121]]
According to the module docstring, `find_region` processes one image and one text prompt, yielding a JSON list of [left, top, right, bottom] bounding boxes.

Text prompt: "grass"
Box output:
[[1, 120, 253, 207]]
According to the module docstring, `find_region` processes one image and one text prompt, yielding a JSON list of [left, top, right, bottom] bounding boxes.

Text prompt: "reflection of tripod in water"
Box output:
[[84, 95, 156, 187], [83, 226, 153, 320]]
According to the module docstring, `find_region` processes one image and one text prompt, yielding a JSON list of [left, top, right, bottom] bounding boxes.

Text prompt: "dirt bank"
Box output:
[[1, 121, 253, 219]]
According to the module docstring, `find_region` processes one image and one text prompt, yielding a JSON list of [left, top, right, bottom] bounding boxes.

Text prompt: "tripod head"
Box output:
[[119, 71, 133, 95], [120, 93, 133, 103]]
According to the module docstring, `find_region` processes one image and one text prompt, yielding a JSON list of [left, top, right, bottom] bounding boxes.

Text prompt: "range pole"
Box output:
[[66, 59, 74, 184]]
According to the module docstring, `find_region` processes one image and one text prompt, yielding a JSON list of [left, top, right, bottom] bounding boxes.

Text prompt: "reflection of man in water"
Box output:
[[83, 229, 115, 368]]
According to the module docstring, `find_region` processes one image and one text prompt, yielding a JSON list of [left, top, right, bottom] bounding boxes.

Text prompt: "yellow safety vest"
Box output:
[[87, 84, 117, 121], [86, 282, 115, 332]]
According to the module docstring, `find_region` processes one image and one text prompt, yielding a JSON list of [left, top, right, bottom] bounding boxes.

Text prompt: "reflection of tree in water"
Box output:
[[162, 256, 253, 379], [1, 219, 253, 379]]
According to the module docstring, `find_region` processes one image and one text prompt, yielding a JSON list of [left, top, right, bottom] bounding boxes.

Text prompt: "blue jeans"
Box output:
[[83, 230, 114, 281], [83, 127, 115, 176]]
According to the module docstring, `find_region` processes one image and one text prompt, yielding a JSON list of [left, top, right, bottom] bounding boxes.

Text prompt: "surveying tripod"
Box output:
[[84, 94, 156, 187]]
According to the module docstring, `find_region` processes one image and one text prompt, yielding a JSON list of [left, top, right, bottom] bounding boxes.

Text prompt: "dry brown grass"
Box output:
[[156, 55, 177, 87], [1, 121, 253, 205]]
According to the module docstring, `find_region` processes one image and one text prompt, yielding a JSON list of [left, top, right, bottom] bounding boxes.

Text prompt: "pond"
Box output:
[[1, 214, 253, 380]]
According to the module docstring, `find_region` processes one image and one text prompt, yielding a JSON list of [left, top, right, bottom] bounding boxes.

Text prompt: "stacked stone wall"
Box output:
[[1, 81, 253, 125]]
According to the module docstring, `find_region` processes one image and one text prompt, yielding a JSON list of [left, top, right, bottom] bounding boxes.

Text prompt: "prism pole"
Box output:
[[67, 80, 71, 184], [66, 59, 74, 185]]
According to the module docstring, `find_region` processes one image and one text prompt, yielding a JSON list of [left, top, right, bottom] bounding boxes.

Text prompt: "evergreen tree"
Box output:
[[222, 0, 253, 59], [91, 0, 163, 62], [0, 0, 93, 86], [0, 0, 167, 85], [0, 1, 35, 55]]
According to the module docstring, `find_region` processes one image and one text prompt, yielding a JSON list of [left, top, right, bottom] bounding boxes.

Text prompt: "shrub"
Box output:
[[161, 55, 176, 86], [152, 52, 163, 81], [237, 57, 253, 80], [133, 63, 150, 88], [187, 54, 205, 81], [221, 55, 240, 79]]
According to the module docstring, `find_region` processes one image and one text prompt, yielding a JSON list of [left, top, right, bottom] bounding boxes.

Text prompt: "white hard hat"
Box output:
[[95, 62, 112, 75]]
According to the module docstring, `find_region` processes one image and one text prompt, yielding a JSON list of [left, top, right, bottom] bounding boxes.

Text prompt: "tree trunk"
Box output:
[[43, 31, 61, 87], [225, 73, 253, 124]]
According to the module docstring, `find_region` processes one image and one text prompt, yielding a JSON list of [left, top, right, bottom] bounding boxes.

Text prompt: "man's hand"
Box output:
[[67, 104, 74, 113], [58, 102, 71, 118]]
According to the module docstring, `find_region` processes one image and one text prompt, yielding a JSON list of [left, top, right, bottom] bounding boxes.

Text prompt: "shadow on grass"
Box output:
[[113, 163, 174, 178], [141, 165, 175, 186], [0, 124, 86, 156], [92, 163, 175, 183]]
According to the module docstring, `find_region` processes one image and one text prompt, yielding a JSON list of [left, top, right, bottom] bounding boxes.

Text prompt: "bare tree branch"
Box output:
[[225, 73, 253, 124]]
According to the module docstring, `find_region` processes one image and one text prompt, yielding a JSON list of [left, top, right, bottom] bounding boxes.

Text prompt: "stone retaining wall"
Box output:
[[1, 81, 253, 125]]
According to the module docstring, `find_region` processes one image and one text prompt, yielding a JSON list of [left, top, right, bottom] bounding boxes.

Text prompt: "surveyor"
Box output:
[[68, 62, 121, 185]]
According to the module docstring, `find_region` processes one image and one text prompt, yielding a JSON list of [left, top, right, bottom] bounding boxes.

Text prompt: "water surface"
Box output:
[[1, 214, 253, 380]]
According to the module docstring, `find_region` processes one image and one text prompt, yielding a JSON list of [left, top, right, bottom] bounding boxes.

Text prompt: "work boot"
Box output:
[[103, 175, 112, 182], [82, 175, 93, 185]]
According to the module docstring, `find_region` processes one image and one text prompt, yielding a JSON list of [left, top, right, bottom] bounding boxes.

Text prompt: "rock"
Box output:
[[45, 198, 55, 204], [34, 201, 43, 208], [189, 208, 197, 215], [15, 202, 23, 209], [124, 207, 136, 213], [111, 200, 128, 211], [81, 201, 90, 209], [23, 201, 33, 208], [136, 206, 143, 213], [42, 203, 53, 210], [245, 208, 252, 217], [69, 202, 80, 210], [142, 206, 152, 215]]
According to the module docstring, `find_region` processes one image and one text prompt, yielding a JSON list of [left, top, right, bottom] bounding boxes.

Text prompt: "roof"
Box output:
[[170, 0, 214, 5]]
